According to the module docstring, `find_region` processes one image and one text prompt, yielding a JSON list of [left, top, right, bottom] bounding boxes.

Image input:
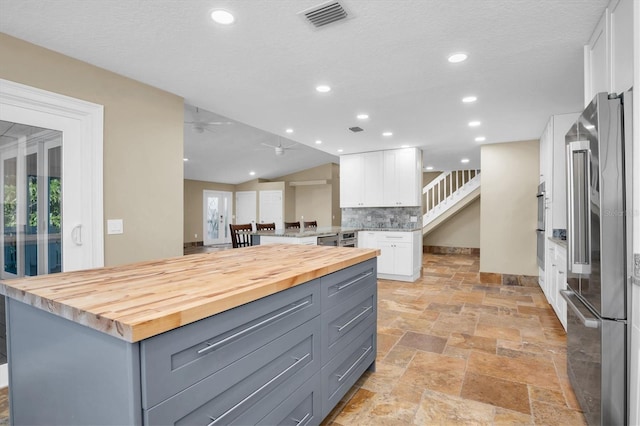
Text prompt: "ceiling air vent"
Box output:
[[349, 126, 364, 133], [300, 1, 350, 29]]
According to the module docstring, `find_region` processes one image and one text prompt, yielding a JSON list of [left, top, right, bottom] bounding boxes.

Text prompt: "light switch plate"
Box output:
[[410, 216, 418, 223], [107, 219, 123, 235]]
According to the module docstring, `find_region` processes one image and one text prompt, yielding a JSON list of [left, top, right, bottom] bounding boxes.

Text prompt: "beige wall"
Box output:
[[184, 180, 235, 244], [0, 33, 184, 266], [480, 140, 539, 275], [274, 163, 339, 227], [424, 197, 480, 248]]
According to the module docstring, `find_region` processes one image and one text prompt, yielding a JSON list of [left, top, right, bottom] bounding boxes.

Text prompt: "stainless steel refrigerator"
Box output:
[[561, 89, 632, 426]]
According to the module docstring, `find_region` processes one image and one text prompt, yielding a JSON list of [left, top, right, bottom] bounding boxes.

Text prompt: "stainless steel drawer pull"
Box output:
[[336, 346, 372, 382], [385, 236, 404, 239], [336, 306, 373, 332], [197, 301, 310, 355], [292, 412, 311, 426], [559, 290, 599, 329], [336, 271, 373, 291], [208, 353, 311, 425]]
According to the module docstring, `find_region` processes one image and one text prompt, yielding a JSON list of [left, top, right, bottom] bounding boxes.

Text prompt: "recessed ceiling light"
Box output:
[[285, 128, 293, 134], [462, 96, 477, 103], [316, 85, 331, 93], [183, 158, 189, 162], [425, 166, 434, 171], [475, 136, 486, 142], [357, 114, 369, 120], [315, 140, 322, 144], [211, 10, 235, 24], [461, 158, 470, 164], [468, 121, 481, 127], [382, 131, 393, 137], [249, 171, 256, 176], [448, 53, 468, 63], [337, 149, 343, 153]]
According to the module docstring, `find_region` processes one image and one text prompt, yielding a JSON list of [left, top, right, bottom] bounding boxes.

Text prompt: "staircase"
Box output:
[[423, 169, 481, 234]]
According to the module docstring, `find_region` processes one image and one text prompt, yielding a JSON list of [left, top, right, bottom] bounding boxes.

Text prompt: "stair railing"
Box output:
[[423, 169, 480, 215]]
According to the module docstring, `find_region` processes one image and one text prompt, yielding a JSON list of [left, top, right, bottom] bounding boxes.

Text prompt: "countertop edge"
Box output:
[[1, 247, 380, 343]]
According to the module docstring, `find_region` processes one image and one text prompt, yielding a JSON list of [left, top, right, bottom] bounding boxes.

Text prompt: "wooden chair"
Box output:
[[229, 224, 253, 248], [256, 222, 276, 231], [284, 221, 300, 229], [303, 221, 317, 228]]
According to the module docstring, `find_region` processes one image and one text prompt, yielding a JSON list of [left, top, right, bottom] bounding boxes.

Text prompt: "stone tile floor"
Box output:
[[321, 252, 586, 425], [0, 251, 585, 425]]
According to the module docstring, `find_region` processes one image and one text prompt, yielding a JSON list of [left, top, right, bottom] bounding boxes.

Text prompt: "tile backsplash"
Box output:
[[341, 206, 422, 229]]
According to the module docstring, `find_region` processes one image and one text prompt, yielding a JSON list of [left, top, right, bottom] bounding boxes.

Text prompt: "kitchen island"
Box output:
[[0, 244, 379, 425]]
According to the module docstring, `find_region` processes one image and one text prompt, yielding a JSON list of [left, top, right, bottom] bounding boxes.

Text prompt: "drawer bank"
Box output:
[[0, 244, 379, 425]]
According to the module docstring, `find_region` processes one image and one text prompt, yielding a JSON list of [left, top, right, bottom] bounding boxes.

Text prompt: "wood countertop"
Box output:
[[0, 245, 379, 343]]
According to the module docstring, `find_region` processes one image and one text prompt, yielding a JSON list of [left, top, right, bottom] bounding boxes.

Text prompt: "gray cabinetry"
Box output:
[[6, 259, 377, 425]]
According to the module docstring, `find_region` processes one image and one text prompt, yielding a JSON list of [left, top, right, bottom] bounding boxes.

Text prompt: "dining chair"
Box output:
[[303, 221, 317, 228], [229, 223, 253, 248], [284, 221, 300, 229], [256, 222, 276, 231]]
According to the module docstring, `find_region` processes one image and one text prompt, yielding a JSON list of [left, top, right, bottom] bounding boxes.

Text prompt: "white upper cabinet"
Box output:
[[339, 154, 364, 207], [584, 0, 635, 105], [382, 148, 422, 206], [340, 151, 383, 207], [340, 148, 422, 208]]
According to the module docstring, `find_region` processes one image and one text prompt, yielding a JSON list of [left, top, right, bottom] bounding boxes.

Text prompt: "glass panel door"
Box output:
[[203, 190, 232, 245], [0, 121, 62, 366]]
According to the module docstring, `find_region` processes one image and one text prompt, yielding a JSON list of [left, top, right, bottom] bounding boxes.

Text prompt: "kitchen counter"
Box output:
[[0, 244, 379, 342], [251, 226, 420, 237]]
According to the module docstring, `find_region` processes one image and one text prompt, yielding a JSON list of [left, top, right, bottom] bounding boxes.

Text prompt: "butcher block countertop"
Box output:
[[0, 245, 379, 343]]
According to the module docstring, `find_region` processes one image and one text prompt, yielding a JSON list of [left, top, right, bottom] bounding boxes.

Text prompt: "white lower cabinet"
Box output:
[[545, 239, 567, 331], [358, 230, 421, 282]]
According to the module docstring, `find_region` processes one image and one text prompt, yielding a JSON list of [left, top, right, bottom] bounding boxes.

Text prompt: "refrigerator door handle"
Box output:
[[560, 290, 599, 328], [566, 140, 591, 274]]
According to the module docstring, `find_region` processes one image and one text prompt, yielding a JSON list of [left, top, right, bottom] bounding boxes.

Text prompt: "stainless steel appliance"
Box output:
[[536, 182, 546, 269], [561, 90, 632, 426], [338, 231, 357, 247], [317, 234, 338, 246]]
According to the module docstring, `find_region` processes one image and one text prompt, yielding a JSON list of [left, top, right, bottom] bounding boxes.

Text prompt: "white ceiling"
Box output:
[[0, 0, 608, 183]]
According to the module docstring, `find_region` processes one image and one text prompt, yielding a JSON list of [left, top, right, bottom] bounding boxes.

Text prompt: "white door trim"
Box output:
[[0, 78, 104, 271], [0, 79, 104, 388]]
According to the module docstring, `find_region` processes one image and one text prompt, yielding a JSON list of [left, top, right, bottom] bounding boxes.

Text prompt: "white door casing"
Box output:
[[0, 79, 104, 387]]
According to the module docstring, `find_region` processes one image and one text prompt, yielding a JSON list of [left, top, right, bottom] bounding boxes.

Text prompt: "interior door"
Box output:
[[259, 190, 283, 229], [203, 190, 232, 245], [235, 191, 256, 229]]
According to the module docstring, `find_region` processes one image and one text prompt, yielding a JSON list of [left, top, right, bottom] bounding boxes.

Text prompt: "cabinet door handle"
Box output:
[[336, 346, 372, 382], [292, 412, 311, 426], [336, 271, 373, 291], [207, 353, 311, 425], [336, 306, 373, 332], [197, 300, 310, 355]]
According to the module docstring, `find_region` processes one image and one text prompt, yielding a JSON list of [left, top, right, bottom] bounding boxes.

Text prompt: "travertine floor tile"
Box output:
[[319, 252, 586, 426]]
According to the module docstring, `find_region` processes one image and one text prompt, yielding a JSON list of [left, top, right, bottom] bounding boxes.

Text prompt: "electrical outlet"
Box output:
[[194, 233, 198, 239], [410, 216, 418, 223]]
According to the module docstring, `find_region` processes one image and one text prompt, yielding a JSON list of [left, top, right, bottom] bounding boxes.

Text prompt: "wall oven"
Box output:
[[338, 231, 357, 247]]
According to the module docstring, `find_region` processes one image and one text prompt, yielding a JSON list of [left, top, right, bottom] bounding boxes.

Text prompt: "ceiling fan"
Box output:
[[261, 138, 297, 156], [185, 107, 233, 133]]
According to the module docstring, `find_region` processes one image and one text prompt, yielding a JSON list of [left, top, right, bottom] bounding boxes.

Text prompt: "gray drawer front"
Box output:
[[145, 319, 321, 425], [141, 280, 320, 409], [322, 286, 376, 363], [257, 371, 321, 426], [321, 259, 376, 311], [321, 323, 376, 418]]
